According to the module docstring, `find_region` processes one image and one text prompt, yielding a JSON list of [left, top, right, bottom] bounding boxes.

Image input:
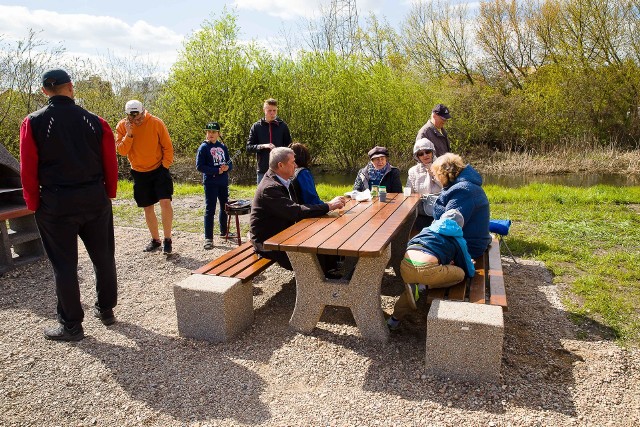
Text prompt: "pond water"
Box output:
[[313, 171, 640, 188]]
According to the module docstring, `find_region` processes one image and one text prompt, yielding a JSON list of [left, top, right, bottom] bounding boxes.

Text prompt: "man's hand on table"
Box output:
[[327, 196, 346, 211]]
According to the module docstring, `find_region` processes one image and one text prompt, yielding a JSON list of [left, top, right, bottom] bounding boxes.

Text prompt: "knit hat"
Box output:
[[441, 209, 464, 227], [413, 138, 436, 162]]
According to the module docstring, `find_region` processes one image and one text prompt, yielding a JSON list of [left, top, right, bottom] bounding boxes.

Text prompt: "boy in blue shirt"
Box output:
[[196, 122, 232, 249]]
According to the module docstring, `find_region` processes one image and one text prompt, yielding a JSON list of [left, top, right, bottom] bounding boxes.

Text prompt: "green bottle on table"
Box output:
[[379, 186, 387, 202]]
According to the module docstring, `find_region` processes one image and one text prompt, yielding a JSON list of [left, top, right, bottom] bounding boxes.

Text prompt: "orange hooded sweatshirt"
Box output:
[[116, 112, 173, 172]]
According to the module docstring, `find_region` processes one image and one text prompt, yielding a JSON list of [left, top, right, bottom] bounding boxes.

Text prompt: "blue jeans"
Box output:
[[257, 171, 265, 184], [204, 183, 229, 239]]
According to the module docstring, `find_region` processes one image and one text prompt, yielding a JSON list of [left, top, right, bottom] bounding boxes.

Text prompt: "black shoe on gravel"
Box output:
[[163, 238, 172, 255], [144, 239, 162, 252], [93, 307, 116, 326], [44, 324, 84, 341]]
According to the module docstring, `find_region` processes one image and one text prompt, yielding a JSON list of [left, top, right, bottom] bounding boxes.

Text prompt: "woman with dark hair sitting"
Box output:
[[289, 142, 322, 204]]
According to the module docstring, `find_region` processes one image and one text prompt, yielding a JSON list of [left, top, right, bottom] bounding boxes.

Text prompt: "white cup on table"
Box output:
[[403, 187, 411, 197]]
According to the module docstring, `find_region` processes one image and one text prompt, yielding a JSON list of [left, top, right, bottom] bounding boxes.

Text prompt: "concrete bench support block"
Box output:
[[426, 299, 504, 382], [174, 274, 253, 342]]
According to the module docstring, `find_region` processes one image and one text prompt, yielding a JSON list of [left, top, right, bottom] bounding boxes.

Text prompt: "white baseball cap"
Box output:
[[125, 100, 144, 114]]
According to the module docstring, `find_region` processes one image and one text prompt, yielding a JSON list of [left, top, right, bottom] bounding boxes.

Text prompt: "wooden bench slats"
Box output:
[[192, 243, 254, 274], [425, 238, 507, 311], [487, 239, 508, 310], [426, 287, 446, 304], [206, 251, 257, 276], [0, 204, 31, 221], [446, 280, 467, 301], [222, 256, 275, 282], [193, 241, 275, 283]]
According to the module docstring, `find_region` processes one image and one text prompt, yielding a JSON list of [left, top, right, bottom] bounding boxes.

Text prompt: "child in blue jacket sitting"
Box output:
[[387, 209, 475, 329]]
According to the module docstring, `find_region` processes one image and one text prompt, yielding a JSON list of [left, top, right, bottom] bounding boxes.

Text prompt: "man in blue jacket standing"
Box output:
[[246, 98, 292, 183]]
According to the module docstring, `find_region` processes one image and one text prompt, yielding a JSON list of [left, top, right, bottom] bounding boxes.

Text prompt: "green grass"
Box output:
[[486, 184, 640, 345], [113, 180, 640, 346]]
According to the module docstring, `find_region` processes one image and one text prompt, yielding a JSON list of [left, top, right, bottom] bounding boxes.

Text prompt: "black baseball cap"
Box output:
[[42, 68, 71, 88], [204, 122, 221, 131], [432, 104, 451, 119]]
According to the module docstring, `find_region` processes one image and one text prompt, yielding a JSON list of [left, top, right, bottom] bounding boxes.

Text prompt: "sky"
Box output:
[[0, 0, 423, 73]]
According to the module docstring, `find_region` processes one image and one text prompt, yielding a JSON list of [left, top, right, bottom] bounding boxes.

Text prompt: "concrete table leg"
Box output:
[[389, 209, 417, 277], [288, 246, 391, 342]]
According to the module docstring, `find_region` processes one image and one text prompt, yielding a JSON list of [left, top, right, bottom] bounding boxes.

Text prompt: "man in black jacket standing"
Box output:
[[20, 68, 119, 341], [246, 98, 292, 183]]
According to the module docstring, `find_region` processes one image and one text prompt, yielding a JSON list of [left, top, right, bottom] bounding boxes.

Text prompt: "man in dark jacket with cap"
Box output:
[[416, 104, 452, 157], [20, 68, 119, 341], [246, 98, 292, 184]]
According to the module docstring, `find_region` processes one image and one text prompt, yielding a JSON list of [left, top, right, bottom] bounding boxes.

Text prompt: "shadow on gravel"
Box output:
[[355, 258, 615, 417], [79, 322, 272, 425]]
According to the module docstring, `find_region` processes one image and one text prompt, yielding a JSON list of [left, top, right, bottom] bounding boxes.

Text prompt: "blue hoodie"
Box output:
[[432, 165, 491, 258], [407, 218, 475, 278]]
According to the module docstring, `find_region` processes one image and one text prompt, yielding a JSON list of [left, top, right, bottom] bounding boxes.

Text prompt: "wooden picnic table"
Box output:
[[264, 193, 419, 342]]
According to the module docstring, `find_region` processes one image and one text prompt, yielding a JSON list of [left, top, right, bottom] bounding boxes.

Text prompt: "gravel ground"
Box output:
[[2, 216, 640, 426]]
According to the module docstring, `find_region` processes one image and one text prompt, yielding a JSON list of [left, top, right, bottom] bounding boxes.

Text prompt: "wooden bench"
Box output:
[[424, 237, 508, 382], [174, 241, 276, 342], [0, 203, 44, 273], [425, 237, 507, 311], [192, 241, 275, 282]]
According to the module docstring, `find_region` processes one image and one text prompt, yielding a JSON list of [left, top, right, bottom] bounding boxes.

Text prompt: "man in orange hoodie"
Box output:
[[116, 100, 174, 255]]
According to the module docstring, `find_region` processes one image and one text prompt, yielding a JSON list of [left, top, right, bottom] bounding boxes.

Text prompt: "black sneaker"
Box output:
[[44, 324, 84, 341], [94, 307, 116, 326], [163, 238, 172, 255], [144, 239, 161, 252]]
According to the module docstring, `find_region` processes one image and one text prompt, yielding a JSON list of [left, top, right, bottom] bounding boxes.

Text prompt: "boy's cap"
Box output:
[[368, 146, 389, 159], [441, 209, 464, 227], [432, 104, 451, 119], [204, 122, 220, 131], [42, 69, 71, 87]]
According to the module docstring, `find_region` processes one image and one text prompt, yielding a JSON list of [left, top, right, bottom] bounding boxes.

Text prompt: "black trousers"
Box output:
[[35, 204, 117, 328]]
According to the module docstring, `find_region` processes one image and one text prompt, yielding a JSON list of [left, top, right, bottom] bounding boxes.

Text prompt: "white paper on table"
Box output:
[[353, 189, 372, 202]]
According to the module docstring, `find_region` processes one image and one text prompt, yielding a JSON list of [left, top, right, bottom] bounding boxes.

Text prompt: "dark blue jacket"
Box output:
[[196, 140, 232, 186], [407, 218, 475, 278], [433, 165, 490, 258], [291, 167, 322, 205]]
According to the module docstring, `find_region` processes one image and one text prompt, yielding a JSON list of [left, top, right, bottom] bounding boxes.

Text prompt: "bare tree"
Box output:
[[476, 0, 543, 89], [403, 0, 475, 84], [304, 0, 360, 57]]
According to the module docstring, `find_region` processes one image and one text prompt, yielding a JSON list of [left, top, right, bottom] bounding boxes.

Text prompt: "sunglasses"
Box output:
[[416, 150, 433, 157], [127, 111, 141, 117]]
